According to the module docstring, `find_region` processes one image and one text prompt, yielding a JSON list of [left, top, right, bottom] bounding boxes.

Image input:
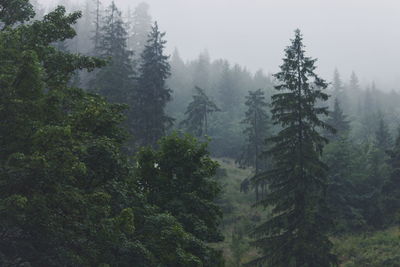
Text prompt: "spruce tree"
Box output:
[[128, 2, 152, 60], [89, 1, 134, 104], [382, 127, 400, 224], [375, 112, 392, 152], [238, 89, 269, 200], [238, 89, 269, 172], [325, 98, 349, 140], [249, 30, 337, 267], [92, 0, 102, 54], [180, 86, 220, 137], [132, 21, 173, 148], [218, 61, 236, 112], [331, 69, 347, 110]]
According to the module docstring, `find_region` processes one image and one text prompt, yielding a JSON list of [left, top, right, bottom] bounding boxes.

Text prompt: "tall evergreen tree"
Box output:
[[238, 89, 269, 200], [180, 86, 220, 137], [331, 68, 347, 110], [375, 112, 392, 152], [132, 21, 173, 148], [382, 127, 400, 224], [238, 89, 269, 172], [89, 1, 134, 104], [325, 98, 349, 140], [249, 30, 337, 267], [218, 61, 236, 112], [92, 0, 102, 54], [128, 2, 152, 60]]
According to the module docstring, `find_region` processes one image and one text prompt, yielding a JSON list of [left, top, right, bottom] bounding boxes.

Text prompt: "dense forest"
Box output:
[[1, 0, 400, 266]]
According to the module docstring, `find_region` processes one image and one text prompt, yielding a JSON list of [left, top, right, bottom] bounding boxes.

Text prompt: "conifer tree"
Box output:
[[382, 127, 400, 224], [128, 2, 152, 60], [89, 1, 134, 104], [332, 69, 347, 110], [249, 30, 337, 267], [375, 112, 392, 151], [92, 0, 102, 54], [132, 21, 173, 148], [218, 61, 236, 112], [238, 89, 269, 200], [180, 86, 220, 137], [325, 98, 349, 140], [238, 89, 269, 172]]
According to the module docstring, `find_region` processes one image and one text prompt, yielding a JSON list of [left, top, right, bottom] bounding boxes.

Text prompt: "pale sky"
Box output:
[[39, 0, 400, 90]]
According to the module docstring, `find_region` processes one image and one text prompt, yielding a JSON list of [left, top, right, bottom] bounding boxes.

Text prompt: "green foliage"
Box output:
[[0, 0, 35, 29], [237, 89, 269, 172], [382, 128, 400, 225], [135, 133, 224, 265], [89, 1, 135, 104], [181, 86, 220, 137], [323, 136, 366, 232], [333, 227, 400, 267], [325, 98, 349, 140], [132, 21, 173, 148], [250, 30, 337, 267]]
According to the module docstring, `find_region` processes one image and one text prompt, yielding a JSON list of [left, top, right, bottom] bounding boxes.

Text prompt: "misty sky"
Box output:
[[40, 0, 400, 90]]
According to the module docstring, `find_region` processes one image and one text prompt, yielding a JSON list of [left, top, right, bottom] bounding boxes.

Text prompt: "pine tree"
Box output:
[[249, 30, 337, 267], [89, 1, 134, 104], [180, 86, 220, 137], [325, 98, 349, 140], [132, 21, 173, 148]]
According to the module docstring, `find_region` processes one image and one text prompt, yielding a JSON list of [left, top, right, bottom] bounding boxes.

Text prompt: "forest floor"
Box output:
[[214, 158, 400, 267]]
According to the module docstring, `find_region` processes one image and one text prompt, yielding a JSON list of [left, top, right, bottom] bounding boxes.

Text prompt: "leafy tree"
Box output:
[[132, 21, 173, 148], [135, 133, 224, 265], [180, 86, 220, 137], [0, 6, 147, 266], [0, 4, 214, 266], [249, 30, 337, 267], [0, 0, 34, 30], [89, 1, 135, 104]]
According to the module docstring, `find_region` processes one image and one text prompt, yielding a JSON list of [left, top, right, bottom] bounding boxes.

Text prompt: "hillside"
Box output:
[[216, 159, 400, 266]]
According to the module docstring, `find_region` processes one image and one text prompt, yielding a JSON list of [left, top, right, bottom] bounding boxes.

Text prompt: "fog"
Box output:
[[40, 0, 400, 90]]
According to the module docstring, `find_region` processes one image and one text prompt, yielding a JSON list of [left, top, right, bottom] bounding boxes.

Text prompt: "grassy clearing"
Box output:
[[333, 227, 400, 267], [215, 159, 400, 266]]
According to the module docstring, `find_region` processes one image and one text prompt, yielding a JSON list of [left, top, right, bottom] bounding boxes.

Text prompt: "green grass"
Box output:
[[213, 158, 266, 266], [214, 158, 400, 267], [333, 227, 400, 267]]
